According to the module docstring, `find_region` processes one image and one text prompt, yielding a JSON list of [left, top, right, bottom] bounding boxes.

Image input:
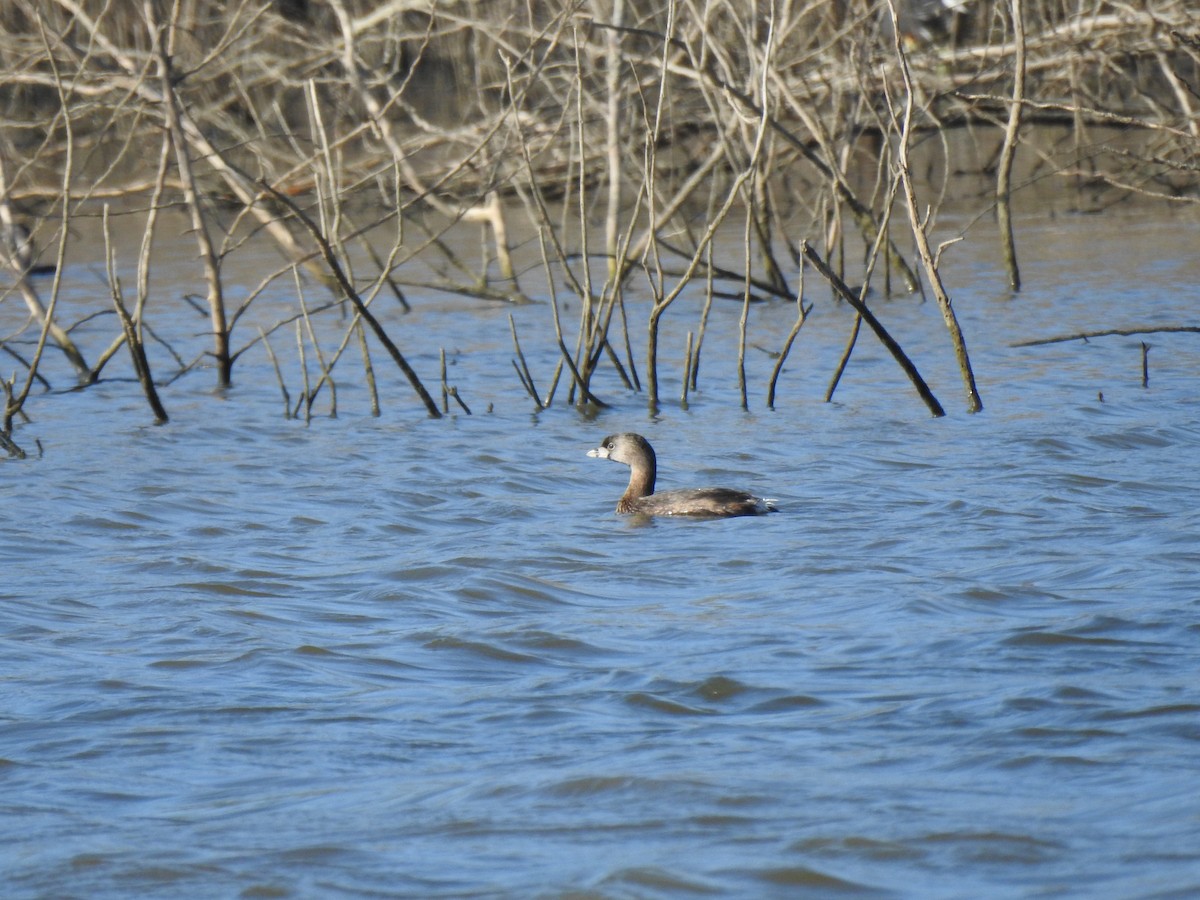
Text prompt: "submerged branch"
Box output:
[[1012, 326, 1200, 347]]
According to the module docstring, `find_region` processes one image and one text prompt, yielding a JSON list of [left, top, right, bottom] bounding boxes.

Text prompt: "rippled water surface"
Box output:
[[3, 213, 1200, 898]]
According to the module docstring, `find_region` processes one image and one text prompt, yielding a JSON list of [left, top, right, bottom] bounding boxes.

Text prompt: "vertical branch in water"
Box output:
[[733, 9, 777, 407], [681, 331, 693, 407], [439, 348, 449, 415], [768, 257, 810, 409], [535, 226, 571, 410], [825, 314, 861, 403], [260, 328, 292, 418], [886, 0, 982, 414], [534, 229, 567, 407], [437, 349, 470, 415], [295, 320, 311, 424], [602, 0, 625, 282], [295, 270, 336, 418], [996, 0, 1026, 291], [102, 205, 168, 424], [738, 202, 752, 410], [572, 31, 598, 403], [146, 0, 231, 387], [356, 321, 380, 417], [690, 235, 716, 391], [643, 0, 675, 413], [508, 314, 543, 409]]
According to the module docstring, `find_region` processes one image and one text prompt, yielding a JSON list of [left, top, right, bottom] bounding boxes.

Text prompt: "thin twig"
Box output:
[[259, 327, 292, 418], [102, 205, 168, 424]]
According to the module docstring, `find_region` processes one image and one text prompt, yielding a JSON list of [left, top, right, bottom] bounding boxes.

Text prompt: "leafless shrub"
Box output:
[[0, 0, 1195, 438]]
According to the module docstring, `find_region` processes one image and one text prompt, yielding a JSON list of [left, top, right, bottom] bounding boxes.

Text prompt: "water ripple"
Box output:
[[5, 226, 1200, 897]]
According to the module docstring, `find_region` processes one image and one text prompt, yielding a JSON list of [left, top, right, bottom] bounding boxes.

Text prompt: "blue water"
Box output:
[[2, 213, 1200, 897]]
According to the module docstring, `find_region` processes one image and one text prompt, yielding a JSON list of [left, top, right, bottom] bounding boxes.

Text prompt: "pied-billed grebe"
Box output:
[[587, 432, 776, 518]]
